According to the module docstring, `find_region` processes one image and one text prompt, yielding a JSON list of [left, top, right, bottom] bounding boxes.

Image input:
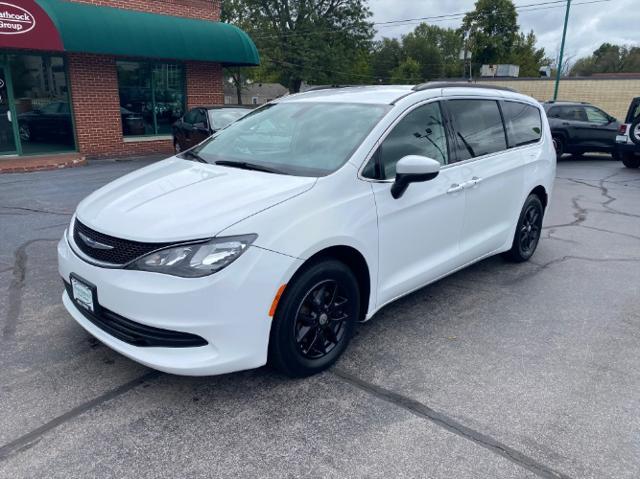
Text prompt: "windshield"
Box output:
[[193, 102, 390, 176], [208, 108, 251, 130]]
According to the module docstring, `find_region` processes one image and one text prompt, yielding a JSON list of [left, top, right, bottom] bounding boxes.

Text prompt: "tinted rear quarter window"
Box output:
[[447, 99, 506, 161], [559, 106, 587, 122], [502, 101, 542, 147]]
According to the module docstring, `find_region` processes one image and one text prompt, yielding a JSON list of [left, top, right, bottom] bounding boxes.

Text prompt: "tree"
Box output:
[[623, 47, 640, 72], [570, 43, 640, 76], [371, 38, 402, 83], [223, 0, 374, 93], [462, 0, 519, 71], [390, 57, 422, 84], [508, 31, 547, 77]]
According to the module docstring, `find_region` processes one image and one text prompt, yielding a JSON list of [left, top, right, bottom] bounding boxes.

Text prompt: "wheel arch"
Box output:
[[529, 185, 548, 210], [289, 245, 371, 322]]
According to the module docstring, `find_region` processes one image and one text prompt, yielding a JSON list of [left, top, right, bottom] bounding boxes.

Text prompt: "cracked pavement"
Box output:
[[1, 157, 639, 478]]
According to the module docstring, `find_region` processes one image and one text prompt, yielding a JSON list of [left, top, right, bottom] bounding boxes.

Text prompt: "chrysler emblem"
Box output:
[[78, 231, 114, 250]]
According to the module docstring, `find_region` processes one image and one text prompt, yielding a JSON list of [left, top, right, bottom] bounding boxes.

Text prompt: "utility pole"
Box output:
[[553, 0, 572, 101]]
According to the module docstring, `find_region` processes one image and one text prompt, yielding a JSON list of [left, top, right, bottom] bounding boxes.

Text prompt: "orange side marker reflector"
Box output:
[[269, 284, 287, 317]]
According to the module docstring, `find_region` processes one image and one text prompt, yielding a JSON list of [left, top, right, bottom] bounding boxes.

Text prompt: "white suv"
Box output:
[[58, 83, 555, 377]]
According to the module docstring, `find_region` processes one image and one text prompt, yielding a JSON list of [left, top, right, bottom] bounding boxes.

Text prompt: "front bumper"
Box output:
[[58, 232, 303, 376]]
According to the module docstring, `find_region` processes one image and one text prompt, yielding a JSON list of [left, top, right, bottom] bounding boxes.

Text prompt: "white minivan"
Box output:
[[58, 83, 555, 377]]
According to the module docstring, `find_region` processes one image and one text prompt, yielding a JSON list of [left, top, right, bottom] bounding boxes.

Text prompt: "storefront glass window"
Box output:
[[117, 61, 184, 136], [8, 54, 75, 155]]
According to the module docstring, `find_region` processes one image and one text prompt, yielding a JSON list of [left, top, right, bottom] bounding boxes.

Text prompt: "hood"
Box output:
[[76, 157, 316, 242]]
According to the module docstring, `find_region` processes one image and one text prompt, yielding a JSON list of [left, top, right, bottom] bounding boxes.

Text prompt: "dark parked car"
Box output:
[[172, 106, 252, 153], [18, 101, 73, 144], [120, 107, 146, 136], [18, 102, 146, 143], [543, 101, 619, 159], [615, 97, 640, 169]]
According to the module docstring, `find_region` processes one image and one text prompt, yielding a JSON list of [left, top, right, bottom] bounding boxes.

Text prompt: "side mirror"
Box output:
[[390, 155, 441, 199]]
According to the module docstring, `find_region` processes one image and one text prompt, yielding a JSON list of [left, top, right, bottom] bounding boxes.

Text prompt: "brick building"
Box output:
[[0, 0, 258, 167]]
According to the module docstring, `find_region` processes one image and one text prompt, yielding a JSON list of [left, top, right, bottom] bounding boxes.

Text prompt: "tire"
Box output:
[[622, 153, 640, 169], [268, 259, 360, 378], [552, 136, 565, 160], [503, 194, 544, 263], [18, 123, 31, 142], [630, 117, 640, 146]]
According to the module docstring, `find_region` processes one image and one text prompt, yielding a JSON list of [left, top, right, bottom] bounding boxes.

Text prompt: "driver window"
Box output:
[[378, 102, 448, 180]]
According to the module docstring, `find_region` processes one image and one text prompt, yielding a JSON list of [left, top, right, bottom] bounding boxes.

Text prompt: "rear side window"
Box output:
[[447, 99, 506, 161], [558, 106, 587, 122], [193, 109, 207, 126], [183, 109, 199, 124], [502, 101, 542, 147]]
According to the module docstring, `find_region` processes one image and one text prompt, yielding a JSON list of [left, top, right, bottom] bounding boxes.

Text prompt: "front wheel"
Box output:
[[268, 259, 360, 377], [503, 195, 544, 263]]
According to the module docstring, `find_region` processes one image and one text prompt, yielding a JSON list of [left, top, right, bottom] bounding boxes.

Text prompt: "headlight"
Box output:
[[67, 214, 76, 243], [127, 234, 257, 278]]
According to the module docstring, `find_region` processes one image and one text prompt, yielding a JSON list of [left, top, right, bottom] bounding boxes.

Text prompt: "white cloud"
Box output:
[[369, 0, 640, 63]]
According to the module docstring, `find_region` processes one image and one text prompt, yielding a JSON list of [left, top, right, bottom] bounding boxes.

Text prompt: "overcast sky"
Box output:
[[369, 0, 639, 63]]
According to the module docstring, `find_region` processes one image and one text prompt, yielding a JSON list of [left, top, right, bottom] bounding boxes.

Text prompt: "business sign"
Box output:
[[0, 0, 63, 51], [0, 3, 36, 35]]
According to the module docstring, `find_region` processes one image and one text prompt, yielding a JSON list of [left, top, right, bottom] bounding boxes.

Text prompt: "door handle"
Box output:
[[462, 176, 482, 188], [447, 183, 464, 194]]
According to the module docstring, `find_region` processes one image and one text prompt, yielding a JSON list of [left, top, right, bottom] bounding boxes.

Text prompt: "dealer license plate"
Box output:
[[71, 276, 94, 312]]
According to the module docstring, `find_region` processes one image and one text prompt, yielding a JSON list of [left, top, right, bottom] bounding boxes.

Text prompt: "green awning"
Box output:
[[35, 0, 260, 66]]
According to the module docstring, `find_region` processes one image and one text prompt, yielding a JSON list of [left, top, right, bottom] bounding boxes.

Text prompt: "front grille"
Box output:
[[73, 219, 172, 265], [64, 281, 208, 348]]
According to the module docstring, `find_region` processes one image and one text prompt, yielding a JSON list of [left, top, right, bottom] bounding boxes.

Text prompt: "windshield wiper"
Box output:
[[214, 160, 283, 174], [180, 149, 206, 163]]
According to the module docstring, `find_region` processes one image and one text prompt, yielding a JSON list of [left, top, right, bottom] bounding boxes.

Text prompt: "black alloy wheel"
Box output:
[[295, 280, 349, 359], [269, 259, 360, 377], [504, 194, 544, 263], [519, 204, 542, 255]]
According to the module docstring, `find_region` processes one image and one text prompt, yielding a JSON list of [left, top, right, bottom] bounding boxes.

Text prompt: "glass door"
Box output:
[[0, 66, 17, 155]]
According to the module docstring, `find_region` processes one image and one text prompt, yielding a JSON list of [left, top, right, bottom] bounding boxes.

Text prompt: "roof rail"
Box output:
[[303, 85, 357, 92], [412, 81, 516, 93]]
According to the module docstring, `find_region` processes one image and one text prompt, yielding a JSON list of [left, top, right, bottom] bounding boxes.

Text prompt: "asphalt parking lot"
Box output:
[[1, 156, 639, 478]]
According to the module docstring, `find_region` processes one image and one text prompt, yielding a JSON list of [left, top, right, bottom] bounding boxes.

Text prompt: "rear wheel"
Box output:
[[268, 259, 360, 377], [552, 136, 565, 160], [503, 195, 544, 263], [622, 153, 640, 169]]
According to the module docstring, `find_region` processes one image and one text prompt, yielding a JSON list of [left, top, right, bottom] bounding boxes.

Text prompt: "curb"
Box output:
[[0, 156, 87, 174]]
